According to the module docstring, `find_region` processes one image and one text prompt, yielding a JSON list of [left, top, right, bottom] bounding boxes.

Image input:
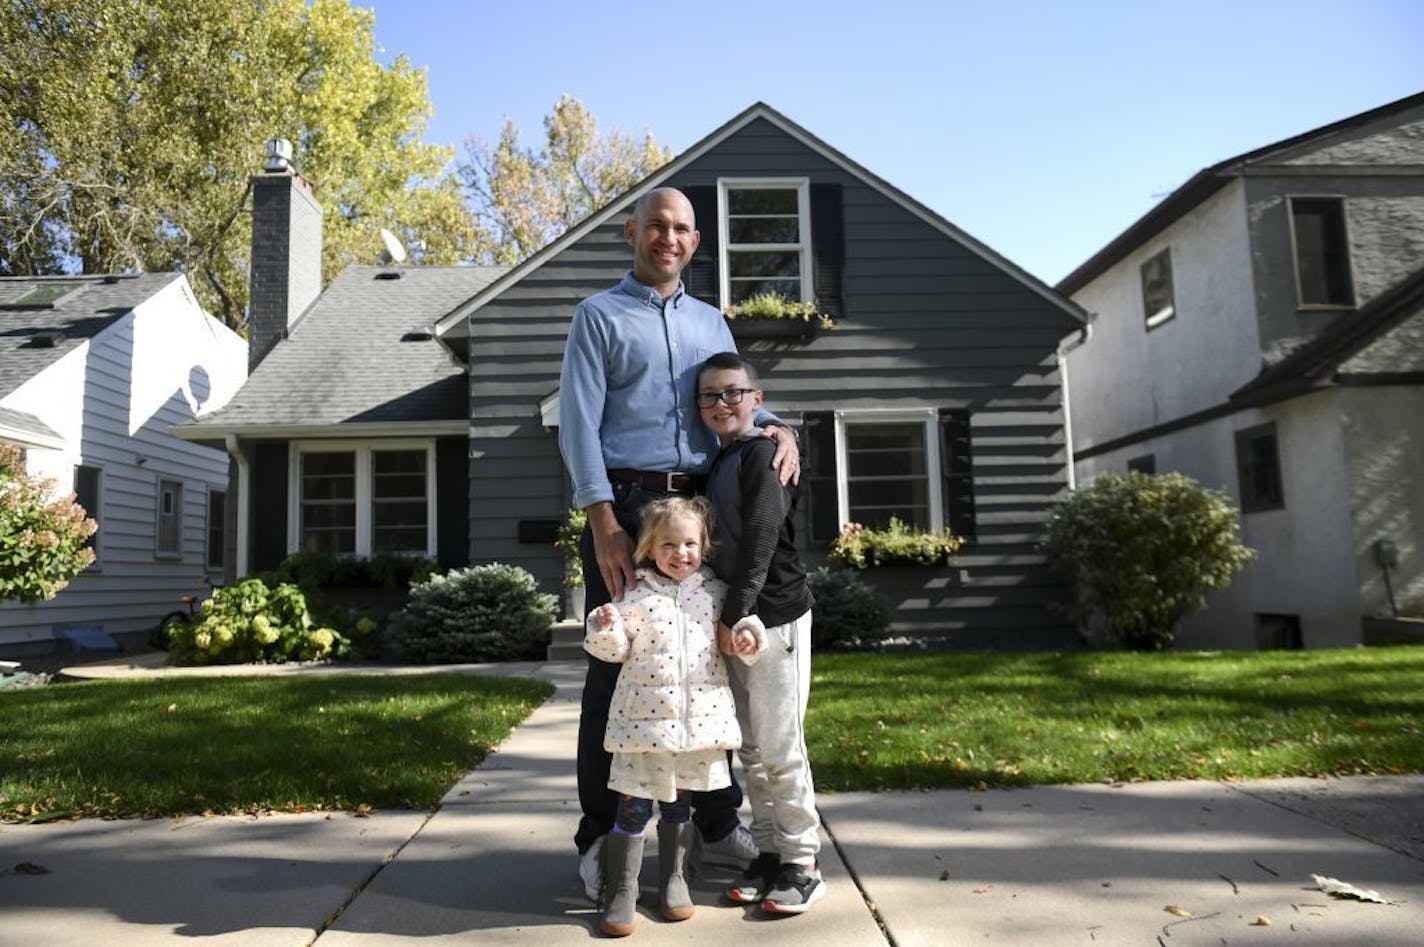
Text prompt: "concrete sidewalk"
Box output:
[[2, 658, 1422, 945]]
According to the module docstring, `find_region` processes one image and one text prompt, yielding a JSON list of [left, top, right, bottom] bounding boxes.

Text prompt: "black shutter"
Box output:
[[803, 411, 839, 544], [939, 408, 975, 543], [682, 185, 719, 306], [811, 183, 844, 320]]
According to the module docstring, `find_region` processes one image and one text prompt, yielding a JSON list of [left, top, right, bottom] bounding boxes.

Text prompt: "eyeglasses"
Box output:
[[696, 387, 758, 408]]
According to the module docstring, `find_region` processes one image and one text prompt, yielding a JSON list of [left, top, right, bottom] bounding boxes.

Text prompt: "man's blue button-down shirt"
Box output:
[[559, 271, 776, 509]]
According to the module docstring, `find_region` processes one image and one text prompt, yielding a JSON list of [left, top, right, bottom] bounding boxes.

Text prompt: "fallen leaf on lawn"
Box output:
[[1164, 904, 1192, 917], [165, 703, 177, 712], [1311, 874, 1398, 904], [1250, 916, 1271, 926]]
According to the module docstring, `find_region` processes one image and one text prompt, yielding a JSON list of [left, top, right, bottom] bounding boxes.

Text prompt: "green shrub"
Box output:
[[0, 444, 96, 602], [167, 578, 347, 665], [384, 563, 557, 663], [807, 567, 892, 650], [1043, 471, 1256, 651], [723, 291, 834, 329], [555, 508, 586, 588], [827, 518, 964, 569], [265, 551, 437, 590]]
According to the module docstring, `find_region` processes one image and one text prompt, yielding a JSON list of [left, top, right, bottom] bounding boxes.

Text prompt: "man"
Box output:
[[558, 186, 799, 899]]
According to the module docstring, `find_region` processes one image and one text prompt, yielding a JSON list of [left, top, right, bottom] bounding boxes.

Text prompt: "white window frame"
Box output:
[[156, 477, 184, 558], [717, 177, 813, 309], [833, 408, 943, 531], [287, 440, 438, 558]]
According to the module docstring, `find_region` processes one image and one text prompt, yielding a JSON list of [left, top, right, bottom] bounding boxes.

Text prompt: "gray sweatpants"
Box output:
[[728, 609, 821, 864]]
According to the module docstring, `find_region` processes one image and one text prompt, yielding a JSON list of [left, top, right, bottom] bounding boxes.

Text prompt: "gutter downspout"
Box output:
[[224, 434, 250, 579], [1056, 315, 1096, 491]]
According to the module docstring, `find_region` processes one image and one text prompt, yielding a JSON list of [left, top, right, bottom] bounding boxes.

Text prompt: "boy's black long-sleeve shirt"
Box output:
[[706, 434, 814, 628]]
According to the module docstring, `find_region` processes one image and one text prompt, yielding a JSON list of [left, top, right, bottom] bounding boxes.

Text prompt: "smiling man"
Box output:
[[557, 186, 800, 900]]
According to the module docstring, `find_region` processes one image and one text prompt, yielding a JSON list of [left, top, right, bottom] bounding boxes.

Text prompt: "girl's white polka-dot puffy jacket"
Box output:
[[585, 566, 752, 754]]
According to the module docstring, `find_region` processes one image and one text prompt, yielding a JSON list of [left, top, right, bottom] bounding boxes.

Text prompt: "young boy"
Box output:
[[696, 351, 825, 915]]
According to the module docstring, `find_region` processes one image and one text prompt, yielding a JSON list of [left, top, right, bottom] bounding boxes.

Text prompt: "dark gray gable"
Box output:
[[437, 102, 1085, 336]]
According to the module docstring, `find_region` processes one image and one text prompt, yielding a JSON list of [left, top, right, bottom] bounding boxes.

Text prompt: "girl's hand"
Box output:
[[732, 627, 758, 655], [591, 603, 618, 631]]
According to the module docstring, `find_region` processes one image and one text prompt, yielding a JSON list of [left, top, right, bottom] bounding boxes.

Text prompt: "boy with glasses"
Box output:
[[697, 351, 826, 914]]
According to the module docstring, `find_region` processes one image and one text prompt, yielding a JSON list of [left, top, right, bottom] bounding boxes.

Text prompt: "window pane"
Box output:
[[728, 217, 800, 244], [157, 479, 182, 555], [1292, 199, 1352, 305], [301, 452, 356, 554], [74, 465, 100, 556], [729, 278, 800, 305], [1140, 249, 1174, 323], [729, 189, 798, 215], [372, 450, 427, 554], [728, 250, 800, 279], [207, 490, 226, 569], [844, 421, 932, 530]]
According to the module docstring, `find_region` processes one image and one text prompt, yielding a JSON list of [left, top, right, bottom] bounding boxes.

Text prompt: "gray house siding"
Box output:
[[1246, 172, 1424, 350], [466, 115, 1079, 647]]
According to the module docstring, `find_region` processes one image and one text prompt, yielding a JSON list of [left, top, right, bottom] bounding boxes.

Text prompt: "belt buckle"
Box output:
[[664, 472, 681, 492]]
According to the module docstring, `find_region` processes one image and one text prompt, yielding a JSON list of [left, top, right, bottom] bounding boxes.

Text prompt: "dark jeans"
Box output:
[[573, 480, 743, 854]]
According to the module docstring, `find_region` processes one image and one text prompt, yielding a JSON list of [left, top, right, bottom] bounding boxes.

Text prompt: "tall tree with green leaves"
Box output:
[[459, 94, 673, 265], [0, 0, 475, 329]]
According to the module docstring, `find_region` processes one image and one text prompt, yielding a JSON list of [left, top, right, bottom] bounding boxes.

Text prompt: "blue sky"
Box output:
[[363, 0, 1422, 286]]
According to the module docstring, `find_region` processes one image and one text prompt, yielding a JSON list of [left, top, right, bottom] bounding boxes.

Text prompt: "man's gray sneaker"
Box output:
[[762, 861, 827, 915], [578, 835, 605, 902], [694, 823, 757, 868]]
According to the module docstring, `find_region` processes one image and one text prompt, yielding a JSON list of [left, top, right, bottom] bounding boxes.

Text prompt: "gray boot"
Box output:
[[658, 821, 696, 922], [599, 832, 644, 937]]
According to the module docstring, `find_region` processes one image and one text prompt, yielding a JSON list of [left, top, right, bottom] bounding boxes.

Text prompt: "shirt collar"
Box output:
[[618, 271, 685, 309]]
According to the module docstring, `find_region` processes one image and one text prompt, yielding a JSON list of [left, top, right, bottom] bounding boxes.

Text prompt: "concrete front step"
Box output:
[[547, 619, 584, 662]]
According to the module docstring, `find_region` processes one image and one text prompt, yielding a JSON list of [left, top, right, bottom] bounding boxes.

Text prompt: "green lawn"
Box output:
[[3, 648, 1421, 822], [807, 647, 1424, 790], [0, 674, 552, 822]]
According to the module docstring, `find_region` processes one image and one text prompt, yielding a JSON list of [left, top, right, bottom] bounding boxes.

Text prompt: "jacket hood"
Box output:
[[635, 565, 713, 596]]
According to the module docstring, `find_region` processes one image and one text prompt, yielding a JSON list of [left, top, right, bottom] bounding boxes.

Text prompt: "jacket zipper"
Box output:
[[674, 582, 691, 751]]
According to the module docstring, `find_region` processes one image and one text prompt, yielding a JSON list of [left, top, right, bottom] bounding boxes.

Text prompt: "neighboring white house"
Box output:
[[1059, 92, 1424, 650], [0, 273, 248, 656]]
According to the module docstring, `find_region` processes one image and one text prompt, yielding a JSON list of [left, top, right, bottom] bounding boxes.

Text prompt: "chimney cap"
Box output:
[[264, 138, 294, 173]]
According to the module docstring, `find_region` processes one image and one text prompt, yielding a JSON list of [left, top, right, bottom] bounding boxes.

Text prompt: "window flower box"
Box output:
[[723, 291, 833, 342]]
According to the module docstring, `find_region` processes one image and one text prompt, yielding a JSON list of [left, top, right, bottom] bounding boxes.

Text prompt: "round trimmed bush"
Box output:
[[807, 567, 892, 650], [384, 563, 556, 663]]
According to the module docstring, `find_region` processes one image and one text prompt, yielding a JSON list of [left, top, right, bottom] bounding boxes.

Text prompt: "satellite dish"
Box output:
[[380, 228, 408, 264]]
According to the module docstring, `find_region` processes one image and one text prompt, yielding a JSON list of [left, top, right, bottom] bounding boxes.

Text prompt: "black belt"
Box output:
[[607, 469, 705, 494]]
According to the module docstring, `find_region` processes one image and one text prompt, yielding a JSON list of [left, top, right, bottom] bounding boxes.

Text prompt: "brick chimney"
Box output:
[[247, 138, 322, 371]]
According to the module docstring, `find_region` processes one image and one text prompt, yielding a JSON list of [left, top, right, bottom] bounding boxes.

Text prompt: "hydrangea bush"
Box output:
[[0, 444, 96, 602], [166, 578, 348, 665], [384, 563, 556, 663]]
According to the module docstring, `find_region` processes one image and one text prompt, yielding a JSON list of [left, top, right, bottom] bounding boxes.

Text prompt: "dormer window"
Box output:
[[718, 179, 811, 307], [1290, 196, 1355, 308]]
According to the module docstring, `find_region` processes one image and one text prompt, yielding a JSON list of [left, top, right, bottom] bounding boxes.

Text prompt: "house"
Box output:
[[182, 103, 1089, 649], [0, 273, 247, 657], [1058, 91, 1424, 649]]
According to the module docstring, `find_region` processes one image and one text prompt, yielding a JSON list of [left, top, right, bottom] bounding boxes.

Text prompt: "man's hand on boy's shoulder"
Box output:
[[759, 424, 800, 486]]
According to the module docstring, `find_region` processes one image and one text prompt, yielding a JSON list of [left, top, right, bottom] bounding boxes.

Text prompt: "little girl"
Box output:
[[583, 495, 763, 938]]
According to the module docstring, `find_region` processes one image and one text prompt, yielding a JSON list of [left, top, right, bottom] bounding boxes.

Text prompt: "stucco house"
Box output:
[[1058, 91, 1424, 649], [0, 273, 247, 657], [180, 103, 1089, 649]]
